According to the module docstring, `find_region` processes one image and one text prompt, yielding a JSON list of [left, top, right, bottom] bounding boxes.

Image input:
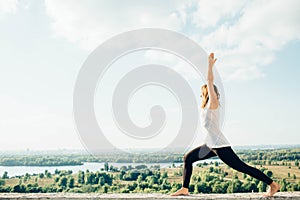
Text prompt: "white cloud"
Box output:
[[192, 0, 300, 81], [0, 0, 18, 14], [45, 0, 300, 81], [44, 0, 190, 51], [192, 0, 247, 28]]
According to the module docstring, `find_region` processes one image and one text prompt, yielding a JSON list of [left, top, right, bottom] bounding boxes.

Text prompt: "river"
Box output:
[[0, 159, 221, 177]]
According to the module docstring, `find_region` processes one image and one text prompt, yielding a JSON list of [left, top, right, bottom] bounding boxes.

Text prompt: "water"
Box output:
[[0, 159, 221, 177]]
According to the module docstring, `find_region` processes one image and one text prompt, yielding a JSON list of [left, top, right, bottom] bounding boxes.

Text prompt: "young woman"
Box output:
[[170, 53, 280, 197]]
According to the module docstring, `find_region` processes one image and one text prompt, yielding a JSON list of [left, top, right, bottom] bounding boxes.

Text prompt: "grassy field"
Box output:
[[163, 161, 299, 184]]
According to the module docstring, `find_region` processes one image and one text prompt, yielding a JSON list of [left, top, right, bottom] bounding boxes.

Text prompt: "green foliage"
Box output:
[[227, 179, 242, 193], [104, 162, 109, 171], [98, 177, 105, 186], [280, 179, 287, 191], [68, 177, 75, 188], [196, 182, 211, 193], [266, 170, 273, 178], [58, 176, 68, 188], [1, 147, 300, 194], [102, 185, 108, 193], [0, 179, 5, 186], [0, 185, 11, 192], [212, 182, 224, 193], [242, 181, 258, 192], [2, 171, 8, 179], [39, 173, 44, 178], [257, 181, 267, 192], [77, 171, 85, 184], [12, 184, 26, 192]]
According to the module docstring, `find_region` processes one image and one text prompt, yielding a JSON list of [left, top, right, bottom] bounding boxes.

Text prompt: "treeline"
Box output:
[[0, 156, 82, 166], [237, 148, 300, 162], [0, 153, 183, 166], [0, 148, 299, 166], [0, 163, 299, 193]]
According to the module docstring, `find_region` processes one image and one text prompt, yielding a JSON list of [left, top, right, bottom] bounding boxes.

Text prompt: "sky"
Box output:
[[0, 0, 299, 152]]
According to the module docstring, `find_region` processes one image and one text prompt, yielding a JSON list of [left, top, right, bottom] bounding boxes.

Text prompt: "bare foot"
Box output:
[[170, 187, 190, 196], [262, 181, 281, 197]]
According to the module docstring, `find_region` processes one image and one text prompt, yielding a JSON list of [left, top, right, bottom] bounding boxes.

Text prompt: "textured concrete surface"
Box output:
[[0, 192, 299, 199]]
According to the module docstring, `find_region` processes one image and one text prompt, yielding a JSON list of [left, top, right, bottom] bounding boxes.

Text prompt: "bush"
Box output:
[[68, 188, 83, 193]]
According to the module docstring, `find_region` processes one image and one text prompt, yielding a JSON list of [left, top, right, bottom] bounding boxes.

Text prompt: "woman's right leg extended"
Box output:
[[183, 144, 217, 188], [213, 146, 273, 185]]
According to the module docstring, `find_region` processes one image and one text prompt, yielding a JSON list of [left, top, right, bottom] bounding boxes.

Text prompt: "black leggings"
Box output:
[[182, 144, 273, 188]]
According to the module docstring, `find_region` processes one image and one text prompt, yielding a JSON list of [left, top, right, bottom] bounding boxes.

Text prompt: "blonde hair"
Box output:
[[201, 84, 220, 108]]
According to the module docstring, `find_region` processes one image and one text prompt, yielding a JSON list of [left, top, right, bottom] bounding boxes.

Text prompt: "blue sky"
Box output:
[[0, 0, 299, 151]]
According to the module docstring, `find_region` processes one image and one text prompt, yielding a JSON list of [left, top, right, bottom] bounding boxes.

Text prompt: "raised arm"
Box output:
[[207, 53, 219, 109]]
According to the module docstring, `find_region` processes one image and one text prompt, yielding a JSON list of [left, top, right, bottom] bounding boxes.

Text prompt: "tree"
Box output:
[[135, 164, 147, 170], [242, 181, 258, 193], [12, 184, 26, 193], [104, 162, 109, 171], [266, 170, 273, 178], [161, 179, 171, 190], [212, 183, 224, 193], [258, 181, 267, 192], [46, 171, 52, 178], [98, 173, 112, 185], [280, 179, 287, 191], [146, 175, 158, 185], [102, 185, 108, 193], [54, 176, 59, 183], [227, 179, 242, 193], [120, 170, 125, 180], [2, 171, 8, 179], [109, 165, 115, 172], [120, 166, 128, 171], [268, 160, 272, 165], [194, 183, 200, 194], [137, 175, 143, 184], [85, 172, 95, 184], [0, 179, 5, 186], [78, 171, 85, 184], [58, 176, 68, 188], [98, 177, 105, 186], [68, 177, 75, 188], [195, 182, 211, 193], [162, 171, 168, 178]]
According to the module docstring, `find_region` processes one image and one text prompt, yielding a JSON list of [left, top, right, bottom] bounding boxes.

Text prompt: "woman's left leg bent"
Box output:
[[213, 146, 273, 185], [183, 144, 217, 188]]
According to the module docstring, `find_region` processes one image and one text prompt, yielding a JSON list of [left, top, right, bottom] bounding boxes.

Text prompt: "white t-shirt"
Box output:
[[200, 100, 231, 148]]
